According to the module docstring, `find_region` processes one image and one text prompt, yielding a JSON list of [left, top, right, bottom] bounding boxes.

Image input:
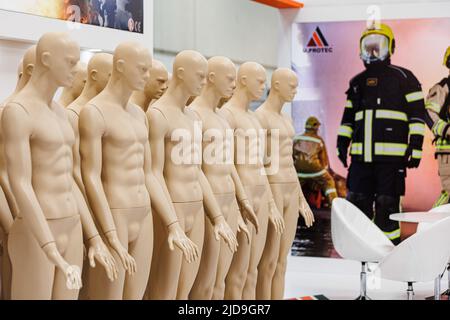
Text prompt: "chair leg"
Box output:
[[356, 262, 371, 300], [442, 264, 450, 296], [435, 276, 441, 301], [407, 282, 414, 301]]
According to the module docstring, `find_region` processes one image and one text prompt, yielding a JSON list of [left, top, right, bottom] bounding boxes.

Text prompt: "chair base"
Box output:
[[442, 289, 450, 296], [355, 295, 371, 300]]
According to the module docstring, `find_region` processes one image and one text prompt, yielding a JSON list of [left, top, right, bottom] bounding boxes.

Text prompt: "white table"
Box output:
[[390, 212, 450, 223]]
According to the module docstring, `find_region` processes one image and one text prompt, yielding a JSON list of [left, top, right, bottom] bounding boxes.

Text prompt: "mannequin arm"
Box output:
[[0, 186, 13, 235], [67, 111, 86, 195], [79, 106, 116, 234], [0, 109, 19, 218]]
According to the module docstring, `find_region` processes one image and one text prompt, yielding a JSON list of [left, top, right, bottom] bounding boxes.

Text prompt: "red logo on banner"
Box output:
[[304, 27, 333, 53]]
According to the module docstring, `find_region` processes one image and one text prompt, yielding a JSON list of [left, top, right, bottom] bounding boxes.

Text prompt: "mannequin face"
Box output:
[[277, 73, 298, 102], [120, 48, 152, 91], [70, 64, 88, 97], [183, 60, 208, 96], [213, 63, 236, 99], [144, 61, 169, 100], [48, 42, 81, 87], [247, 69, 266, 101]]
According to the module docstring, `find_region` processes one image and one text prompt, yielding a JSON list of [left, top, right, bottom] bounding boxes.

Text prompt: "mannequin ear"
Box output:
[[208, 72, 216, 83], [176, 67, 185, 80], [40, 52, 51, 68], [90, 69, 98, 81], [25, 64, 34, 77], [273, 80, 281, 91], [116, 59, 125, 73]]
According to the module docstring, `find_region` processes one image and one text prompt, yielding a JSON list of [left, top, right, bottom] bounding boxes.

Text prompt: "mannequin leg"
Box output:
[[147, 207, 184, 300], [271, 183, 300, 300], [1, 231, 12, 300], [78, 244, 90, 300], [52, 217, 84, 300], [256, 184, 283, 300], [224, 186, 261, 300], [190, 193, 237, 300], [146, 211, 167, 299], [242, 186, 270, 300], [212, 198, 239, 300], [177, 202, 205, 300], [123, 210, 153, 300]]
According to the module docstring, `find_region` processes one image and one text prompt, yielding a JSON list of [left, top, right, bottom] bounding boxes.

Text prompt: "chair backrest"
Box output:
[[416, 204, 450, 233], [331, 198, 394, 263], [378, 216, 450, 283]]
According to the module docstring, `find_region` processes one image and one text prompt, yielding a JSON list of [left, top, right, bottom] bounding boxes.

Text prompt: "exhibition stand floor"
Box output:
[[285, 256, 449, 300]]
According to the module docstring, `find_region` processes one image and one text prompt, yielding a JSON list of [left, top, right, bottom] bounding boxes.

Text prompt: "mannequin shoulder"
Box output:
[[217, 106, 236, 128], [128, 102, 147, 123], [146, 107, 169, 133]]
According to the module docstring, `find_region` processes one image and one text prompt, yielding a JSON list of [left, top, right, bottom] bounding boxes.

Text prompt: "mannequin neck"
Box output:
[[79, 82, 102, 103], [59, 88, 76, 106], [229, 88, 252, 111], [130, 91, 152, 111], [103, 75, 134, 107], [163, 81, 192, 110], [195, 83, 222, 111], [263, 92, 286, 114], [24, 70, 60, 106], [15, 74, 30, 93]]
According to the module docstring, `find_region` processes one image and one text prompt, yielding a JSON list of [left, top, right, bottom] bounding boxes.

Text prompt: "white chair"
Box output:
[[376, 216, 450, 300], [331, 198, 395, 300], [417, 204, 450, 297]]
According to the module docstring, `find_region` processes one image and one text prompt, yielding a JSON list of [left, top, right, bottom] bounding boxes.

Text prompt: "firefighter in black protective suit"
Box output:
[[337, 23, 426, 245]]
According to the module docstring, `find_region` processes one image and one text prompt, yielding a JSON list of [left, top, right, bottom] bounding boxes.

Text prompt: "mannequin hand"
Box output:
[[239, 199, 259, 234], [106, 232, 137, 276], [88, 236, 118, 282], [213, 216, 238, 253], [167, 222, 200, 264], [43, 242, 82, 290], [237, 214, 251, 245], [269, 200, 285, 235], [299, 198, 315, 228]]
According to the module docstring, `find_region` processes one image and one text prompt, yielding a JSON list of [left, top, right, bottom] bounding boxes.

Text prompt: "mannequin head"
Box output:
[[17, 59, 23, 81], [270, 68, 298, 103], [22, 45, 37, 80], [69, 62, 88, 96], [112, 41, 152, 91], [144, 59, 169, 100], [172, 50, 208, 97], [34, 32, 80, 87], [87, 53, 113, 93], [236, 62, 266, 101], [207, 56, 236, 99]]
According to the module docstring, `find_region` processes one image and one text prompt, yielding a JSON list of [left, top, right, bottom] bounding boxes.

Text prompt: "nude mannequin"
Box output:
[[79, 42, 199, 300], [187, 56, 260, 300], [219, 62, 285, 300], [0, 187, 13, 300], [130, 59, 169, 112], [2, 32, 117, 300], [0, 46, 36, 300], [58, 62, 87, 107], [255, 68, 315, 300], [147, 50, 238, 300]]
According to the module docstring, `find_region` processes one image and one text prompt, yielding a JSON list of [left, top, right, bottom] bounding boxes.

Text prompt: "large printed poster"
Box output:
[[292, 18, 450, 212], [0, 0, 144, 33]]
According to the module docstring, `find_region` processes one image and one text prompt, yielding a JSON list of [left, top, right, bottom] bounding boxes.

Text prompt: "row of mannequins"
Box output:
[[0, 32, 315, 300]]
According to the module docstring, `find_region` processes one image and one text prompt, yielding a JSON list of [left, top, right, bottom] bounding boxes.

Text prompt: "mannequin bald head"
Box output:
[[70, 62, 88, 98], [112, 41, 152, 91], [144, 59, 169, 100], [17, 60, 23, 80], [207, 56, 236, 99], [22, 45, 37, 80], [87, 53, 113, 93], [270, 68, 298, 103], [173, 50, 208, 96], [34, 32, 80, 87], [237, 62, 267, 101]]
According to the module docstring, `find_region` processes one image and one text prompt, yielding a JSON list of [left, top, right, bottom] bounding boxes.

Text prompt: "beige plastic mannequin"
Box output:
[[0, 187, 13, 300], [147, 50, 238, 300], [219, 62, 285, 300], [58, 62, 87, 107], [130, 59, 169, 112], [255, 68, 315, 300], [0, 49, 35, 300], [79, 42, 199, 300], [2, 32, 117, 300], [187, 56, 260, 300]]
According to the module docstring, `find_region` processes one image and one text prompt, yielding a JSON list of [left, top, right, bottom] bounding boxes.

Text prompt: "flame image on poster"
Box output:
[[0, 0, 144, 33]]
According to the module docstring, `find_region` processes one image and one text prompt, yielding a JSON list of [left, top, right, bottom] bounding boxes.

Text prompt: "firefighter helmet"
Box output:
[[444, 46, 450, 69], [305, 116, 321, 131], [360, 23, 395, 63]]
